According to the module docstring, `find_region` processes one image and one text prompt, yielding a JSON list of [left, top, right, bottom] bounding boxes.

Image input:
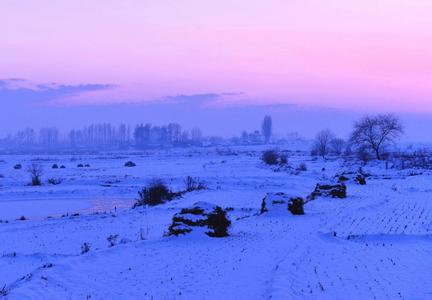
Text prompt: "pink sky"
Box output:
[[1, 0, 432, 112]]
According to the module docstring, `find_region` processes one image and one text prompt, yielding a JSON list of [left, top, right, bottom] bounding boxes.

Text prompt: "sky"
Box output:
[[1, 0, 432, 140]]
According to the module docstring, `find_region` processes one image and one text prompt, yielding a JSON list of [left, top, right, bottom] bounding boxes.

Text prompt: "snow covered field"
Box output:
[[0, 145, 431, 299]]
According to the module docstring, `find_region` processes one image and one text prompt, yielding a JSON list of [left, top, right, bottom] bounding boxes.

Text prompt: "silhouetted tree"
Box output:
[[350, 114, 403, 160], [313, 129, 334, 159], [261, 115, 272, 144], [330, 138, 345, 156]]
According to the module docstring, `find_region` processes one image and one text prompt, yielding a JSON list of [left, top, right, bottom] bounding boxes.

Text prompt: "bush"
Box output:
[[288, 197, 304, 215], [77, 163, 84, 168], [124, 161, 136, 167], [14, 164, 22, 170], [52, 164, 59, 169], [185, 176, 206, 192], [81, 242, 90, 254], [297, 162, 307, 171], [47, 178, 63, 185], [206, 207, 231, 237], [262, 150, 288, 165], [60, 165, 66, 169], [262, 150, 279, 165], [27, 163, 43, 186], [134, 180, 176, 207]]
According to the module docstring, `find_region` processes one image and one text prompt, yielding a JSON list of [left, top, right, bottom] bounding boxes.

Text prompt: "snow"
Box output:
[[0, 145, 431, 299]]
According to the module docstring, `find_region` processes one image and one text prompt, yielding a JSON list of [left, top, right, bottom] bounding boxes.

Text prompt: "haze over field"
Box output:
[[1, 1, 432, 140]]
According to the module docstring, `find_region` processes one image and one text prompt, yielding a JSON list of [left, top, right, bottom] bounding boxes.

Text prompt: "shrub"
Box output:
[[262, 150, 279, 165], [60, 165, 66, 169], [81, 242, 90, 254], [185, 176, 206, 192], [0, 285, 8, 296], [14, 164, 22, 170], [27, 163, 43, 186], [52, 164, 59, 169], [297, 162, 307, 171], [77, 163, 84, 168], [206, 207, 231, 237], [134, 180, 176, 207], [107, 234, 118, 247], [124, 161, 136, 167], [288, 198, 304, 215], [47, 178, 63, 185]]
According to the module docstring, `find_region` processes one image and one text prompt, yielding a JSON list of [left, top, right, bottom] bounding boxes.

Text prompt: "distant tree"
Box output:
[[39, 127, 59, 147], [350, 114, 403, 160], [313, 129, 334, 159], [191, 127, 203, 144], [330, 138, 345, 156], [261, 116, 272, 144], [241, 131, 248, 144]]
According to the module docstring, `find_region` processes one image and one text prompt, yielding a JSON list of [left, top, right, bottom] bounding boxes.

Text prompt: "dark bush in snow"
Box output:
[[261, 193, 305, 215], [168, 202, 231, 237], [47, 177, 63, 185], [354, 173, 366, 185], [307, 183, 347, 200], [185, 176, 206, 192], [262, 150, 279, 165], [85, 164, 90, 167], [14, 164, 22, 170], [288, 197, 305, 215], [27, 163, 43, 186], [262, 150, 290, 168], [134, 180, 179, 207], [77, 163, 84, 168], [60, 165, 66, 169], [297, 162, 307, 172], [81, 242, 90, 254], [52, 164, 59, 169], [0, 285, 8, 296], [124, 161, 136, 167], [107, 234, 118, 247]]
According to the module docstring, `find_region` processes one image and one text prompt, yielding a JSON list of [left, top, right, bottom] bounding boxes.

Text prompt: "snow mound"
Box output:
[[260, 193, 305, 215], [167, 202, 231, 237], [307, 183, 347, 201]]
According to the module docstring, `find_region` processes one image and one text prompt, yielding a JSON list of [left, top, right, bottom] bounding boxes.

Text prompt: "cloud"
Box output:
[[164, 93, 220, 104], [0, 79, 114, 104]]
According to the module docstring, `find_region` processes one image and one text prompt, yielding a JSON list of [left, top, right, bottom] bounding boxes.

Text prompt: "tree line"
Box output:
[[0, 122, 203, 150]]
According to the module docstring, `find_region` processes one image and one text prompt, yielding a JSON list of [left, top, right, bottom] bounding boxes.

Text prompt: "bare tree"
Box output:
[[261, 115, 272, 144], [350, 114, 403, 160], [313, 129, 334, 159], [330, 138, 345, 156], [27, 163, 43, 186]]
